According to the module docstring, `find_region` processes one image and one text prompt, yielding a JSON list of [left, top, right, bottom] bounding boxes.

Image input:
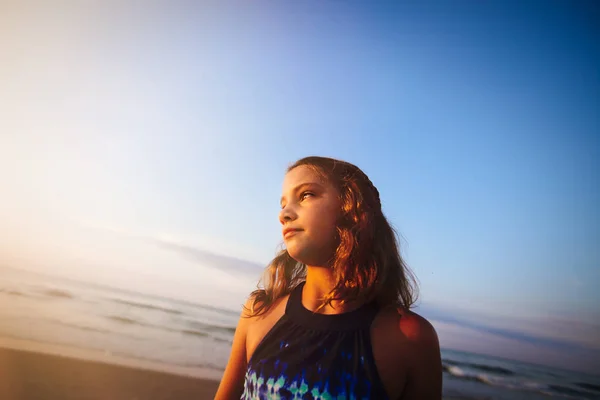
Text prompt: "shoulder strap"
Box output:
[[284, 281, 305, 315]]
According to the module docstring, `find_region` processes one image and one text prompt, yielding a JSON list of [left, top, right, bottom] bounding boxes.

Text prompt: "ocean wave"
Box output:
[[575, 382, 600, 393], [56, 322, 111, 334], [211, 336, 233, 344], [444, 365, 598, 399], [196, 303, 239, 317], [547, 384, 599, 399], [110, 298, 184, 315], [180, 329, 209, 337], [445, 365, 468, 378], [444, 365, 529, 391], [43, 288, 74, 299], [0, 289, 25, 296], [107, 315, 140, 325], [185, 320, 236, 335], [1, 286, 74, 300], [105, 314, 233, 343], [47, 318, 148, 341], [442, 358, 514, 376]]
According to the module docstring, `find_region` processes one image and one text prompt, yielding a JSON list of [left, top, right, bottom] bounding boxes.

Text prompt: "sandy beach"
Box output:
[[0, 347, 220, 400]]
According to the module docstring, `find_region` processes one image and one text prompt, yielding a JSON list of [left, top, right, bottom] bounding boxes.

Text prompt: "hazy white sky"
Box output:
[[1, 1, 599, 373]]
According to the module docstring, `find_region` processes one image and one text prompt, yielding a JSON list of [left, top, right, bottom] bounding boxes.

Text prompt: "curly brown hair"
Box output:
[[245, 156, 418, 317]]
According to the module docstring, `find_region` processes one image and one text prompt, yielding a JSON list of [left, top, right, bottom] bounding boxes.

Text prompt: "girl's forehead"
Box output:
[[283, 165, 325, 188]]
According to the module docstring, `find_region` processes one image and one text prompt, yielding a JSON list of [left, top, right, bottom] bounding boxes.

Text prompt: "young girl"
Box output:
[[215, 156, 442, 400]]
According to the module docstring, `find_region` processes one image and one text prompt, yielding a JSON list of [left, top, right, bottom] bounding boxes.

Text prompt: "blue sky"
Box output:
[[1, 1, 599, 373]]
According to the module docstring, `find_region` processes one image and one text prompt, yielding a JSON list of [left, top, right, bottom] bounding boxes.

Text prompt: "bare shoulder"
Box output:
[[240, 295, 263, 319], [242, 292, 288, 321], [237, 294, 281, 334], [374, 306, 439, 345], [395, 307, 439, 346], [231, 296, 261, 333]]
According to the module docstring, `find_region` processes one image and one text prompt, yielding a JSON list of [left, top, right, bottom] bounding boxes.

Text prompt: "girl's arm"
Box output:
[[397, 311, 443, 400], [214, 300, 253, 400]]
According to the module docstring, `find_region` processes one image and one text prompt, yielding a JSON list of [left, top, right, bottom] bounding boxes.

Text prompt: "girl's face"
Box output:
[[279, 165, 341, 266]]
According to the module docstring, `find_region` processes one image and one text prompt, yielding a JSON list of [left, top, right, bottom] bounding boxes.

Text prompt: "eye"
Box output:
[[300, 191, 314, 201]]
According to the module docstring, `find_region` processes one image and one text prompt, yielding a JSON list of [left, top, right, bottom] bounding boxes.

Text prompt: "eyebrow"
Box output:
[[280, 182, 323, 206]]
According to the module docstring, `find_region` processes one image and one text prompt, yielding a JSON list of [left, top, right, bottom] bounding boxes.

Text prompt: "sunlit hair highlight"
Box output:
[[245, 156, 418, 317]]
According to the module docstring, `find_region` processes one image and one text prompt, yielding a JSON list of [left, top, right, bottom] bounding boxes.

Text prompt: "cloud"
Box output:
[[149, 238, 265, 281]]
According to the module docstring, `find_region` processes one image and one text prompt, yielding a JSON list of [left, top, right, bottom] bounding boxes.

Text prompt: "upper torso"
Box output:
[[243, 282, 410, 399]]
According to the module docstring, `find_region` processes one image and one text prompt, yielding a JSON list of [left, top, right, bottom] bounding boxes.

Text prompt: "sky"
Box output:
[[1, 1, 599, 373]]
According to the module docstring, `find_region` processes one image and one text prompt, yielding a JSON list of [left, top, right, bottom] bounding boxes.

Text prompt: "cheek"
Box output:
[[311, 207, 339, 240]]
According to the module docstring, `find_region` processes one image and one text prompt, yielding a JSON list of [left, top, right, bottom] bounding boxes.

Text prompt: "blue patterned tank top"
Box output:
[[241, 281, 389, 400]]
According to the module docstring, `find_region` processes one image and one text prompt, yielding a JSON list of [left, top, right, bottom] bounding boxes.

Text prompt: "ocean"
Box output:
[[1, 267, 599, 400]]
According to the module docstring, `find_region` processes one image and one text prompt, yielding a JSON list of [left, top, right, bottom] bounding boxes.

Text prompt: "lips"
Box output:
[[282, 228, 302, 239]]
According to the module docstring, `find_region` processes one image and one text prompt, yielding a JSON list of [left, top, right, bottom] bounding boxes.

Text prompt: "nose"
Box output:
[[279, 204, 297, 225]]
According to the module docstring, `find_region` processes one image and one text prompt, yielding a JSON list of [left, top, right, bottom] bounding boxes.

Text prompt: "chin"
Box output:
[[286, 245, 330, 267], [284, 244, 308, 264], [285, 245, 304, 263]]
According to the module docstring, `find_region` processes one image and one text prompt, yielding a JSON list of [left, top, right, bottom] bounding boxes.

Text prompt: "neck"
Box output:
[[302, 265, 362, 315]]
